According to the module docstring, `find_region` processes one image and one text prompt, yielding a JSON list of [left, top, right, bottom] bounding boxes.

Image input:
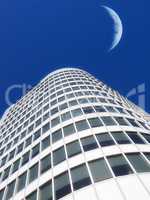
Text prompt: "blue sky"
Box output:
[[0, 0, 150, 116]]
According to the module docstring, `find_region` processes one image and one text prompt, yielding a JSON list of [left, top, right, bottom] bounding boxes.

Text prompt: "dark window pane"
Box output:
[[111, 132, 131, 144], [2, 166, 11, 181], [22, 152, 30, 166], [5, 180, 16, 200], [33, 129, 41, 141], [52, 129, 62, 143], [25, 137, 32, 148], [66, 141, 81, 158], [51, 117, 60, 128], [53, 147, 66, 166], [42, 136, 50, 150], [127, 118, 140, 127], [94, 106, 106, 112], [12, 159, 20, 174], [126, 153, 150, 173], [75, 120, 89, 131], [61, 112, 71, 122], [101, 116, 117, 126], [126, 132, 145, 144], [42, 123, 50, 134], [88, 117, 103, 128], [39, 181, 52, 200], [63, 124, 75, 136], [71, 164, 91, 190], [32, 144, 40, 158], [141, 133, 150, 143], [96, 133, 115, 147], [107, 155, 133, 176], [29, 163, 39, 183], [41, 154, 51, 174], [89, 158, 112, 182], [54, 172, 71, 200], [114, 117, 128, 126], [144, 152, 150, 162], [82, 107, 94, 114], [71, 108, 83, 117], [0, 189, 4, 200], [26, 190, 37, 200], [17, 172, 27, 192], [81, 136, 98, 151]]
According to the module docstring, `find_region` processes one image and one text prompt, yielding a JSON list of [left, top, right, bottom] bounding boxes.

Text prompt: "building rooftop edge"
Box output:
[[40, 67, 84, 83]]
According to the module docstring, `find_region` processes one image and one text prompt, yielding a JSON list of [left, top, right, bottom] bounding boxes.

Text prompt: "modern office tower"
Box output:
[[1, 68, 150, 200]]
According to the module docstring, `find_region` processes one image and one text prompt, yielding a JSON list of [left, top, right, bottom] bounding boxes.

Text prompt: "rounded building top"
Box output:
[[40, 67, 84, 83]]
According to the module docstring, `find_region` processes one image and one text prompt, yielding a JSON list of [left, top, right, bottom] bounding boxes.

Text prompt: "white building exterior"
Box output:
[[0, 68, 150, 200]]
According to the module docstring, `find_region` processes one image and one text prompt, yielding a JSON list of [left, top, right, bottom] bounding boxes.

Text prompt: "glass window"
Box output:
[[0, 189, 4, 200], [61, 111, 71, 122], [39, 181, 52, 200], [42, 136, 50, 150], [126, 153, 150, 172], [17, 143, 24, 154], [59, 103, 68, 111], [28, 163, 39, 184], [8, 149, 15, 161], [126, 132, 145, 144], [101, 116, 117, 126], [26, 190, 37, 200], [52, 129, 62, 143], [144, 152, 150, 162], [114, 117, 128, 126], [17, 171, 27, 192], [78, 98, 88, 104], [88, 117, 103, 128], [42, 122, 50, 134], [2, 166, 11, 180], [81, 136, 98, 151], [69, 99, 78, 106], [89, 158, 112, 182], [51, 117, 60, 128], [75, 120, 89, 132], [12, 158, 20, 174], [31, 144, 40, 158], [127, 118, 140, 127], [51, 107, 58, 115], [33, 129, 41, 141], [94, 105, 106, 112], [71, 108, 83, 117], [35, 118, 42, 127], [107, 154, 133, 176], [41, 154, 51, 174], [63, 124, 75, 136], [71, 164, 91, 190], [105, 106, 117, 113], [25, 136, 32, 148], [5, 180, 16, 200], [53, 147, 66, 166], [111, 132, 131, 144], [82, 107, 94, 114], [43, 112, 50, 121], [66, 141, 81, 158], [22, 151, 30, 166], [140, 133, 150, 143], [54, 172, 71, 200], [96, 133, 115, 147]]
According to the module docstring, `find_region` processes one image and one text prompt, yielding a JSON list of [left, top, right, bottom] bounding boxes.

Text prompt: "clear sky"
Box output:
[[0, 0, 150, 116]]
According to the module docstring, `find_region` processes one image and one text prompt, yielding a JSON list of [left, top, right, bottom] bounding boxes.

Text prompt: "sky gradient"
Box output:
[[0, 0, 150, 116]]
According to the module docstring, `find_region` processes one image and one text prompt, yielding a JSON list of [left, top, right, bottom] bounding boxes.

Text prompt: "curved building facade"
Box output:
[[1, 68, 150, 200]]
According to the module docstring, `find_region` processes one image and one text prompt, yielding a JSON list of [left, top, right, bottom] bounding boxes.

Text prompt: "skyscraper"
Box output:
[[0, 67, 150, 200]]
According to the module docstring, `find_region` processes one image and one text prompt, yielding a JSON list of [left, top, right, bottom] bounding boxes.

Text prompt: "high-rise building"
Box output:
[[1, 67, 150, 200]]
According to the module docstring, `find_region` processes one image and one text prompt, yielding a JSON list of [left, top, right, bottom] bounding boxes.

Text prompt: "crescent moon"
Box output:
[[102, 6, 123, 51]]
